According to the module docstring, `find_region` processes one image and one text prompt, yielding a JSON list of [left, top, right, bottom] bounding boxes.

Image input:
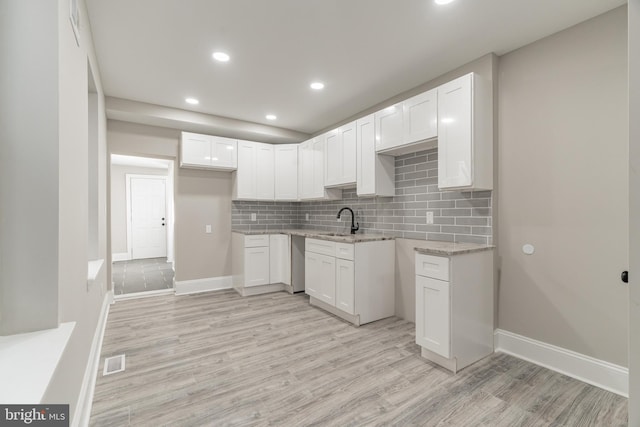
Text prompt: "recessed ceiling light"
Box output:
[[434, 0, 455, 4], [185, 97, 199, 105], [310, 82, 325, 90], [212, 51, 230, 62], [266, 114, 277, 120]]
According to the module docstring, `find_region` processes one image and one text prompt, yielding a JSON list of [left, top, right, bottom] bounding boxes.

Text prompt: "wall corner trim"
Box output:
[[174, 276, 233, 295], [494, 329, 628, 397], [74, 291, 113, 427]]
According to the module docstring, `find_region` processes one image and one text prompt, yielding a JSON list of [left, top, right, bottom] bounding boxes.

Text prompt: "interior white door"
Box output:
[[130, 177, 167, 259]]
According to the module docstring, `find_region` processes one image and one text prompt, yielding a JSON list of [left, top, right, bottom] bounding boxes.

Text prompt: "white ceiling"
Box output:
[[87, 0, 626, 136]]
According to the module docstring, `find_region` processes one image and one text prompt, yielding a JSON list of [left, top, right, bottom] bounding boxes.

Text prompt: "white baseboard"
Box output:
[[73, 290, 113, 427], [114, 288, 174, 301], [494, 329, 628, 397], [111, 252, 130, 262], [175, 276, 233, 295]]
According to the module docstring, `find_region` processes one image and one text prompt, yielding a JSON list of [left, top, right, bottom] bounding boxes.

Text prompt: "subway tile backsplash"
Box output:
[[232, 148, 492, 244]]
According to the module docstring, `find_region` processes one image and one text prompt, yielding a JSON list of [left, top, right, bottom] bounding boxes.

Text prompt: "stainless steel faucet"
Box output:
[[337, 207, 359, 234]]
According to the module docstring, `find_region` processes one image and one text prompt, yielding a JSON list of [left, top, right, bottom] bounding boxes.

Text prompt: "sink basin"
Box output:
[[322, 232, 352, 236]]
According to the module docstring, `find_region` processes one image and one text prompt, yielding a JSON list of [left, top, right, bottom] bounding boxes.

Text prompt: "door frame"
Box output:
[[629, 0, 639, 423], [125, 174, 171, 261]]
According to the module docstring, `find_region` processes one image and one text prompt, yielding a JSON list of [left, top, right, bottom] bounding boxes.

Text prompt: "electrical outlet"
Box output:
[[205, 224, 212, 233], [251, 213, 257, 222], [305, 213, 309, 221], [426, 211, 434, 224]]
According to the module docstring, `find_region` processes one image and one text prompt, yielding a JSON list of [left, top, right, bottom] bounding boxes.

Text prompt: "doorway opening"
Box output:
[[110, 154, 175, 297]]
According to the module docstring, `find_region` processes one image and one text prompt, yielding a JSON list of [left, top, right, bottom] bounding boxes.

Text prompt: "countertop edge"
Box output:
[[414, 244, 495, 256], [232, 229, 393, 243]]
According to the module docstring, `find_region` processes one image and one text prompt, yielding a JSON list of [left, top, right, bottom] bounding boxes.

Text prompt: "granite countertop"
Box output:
[[414, 241, 495, 256], [232, 229, 394, 243]]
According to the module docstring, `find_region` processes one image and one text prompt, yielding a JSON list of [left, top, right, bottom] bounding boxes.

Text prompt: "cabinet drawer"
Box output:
[[244, 235, 270, 248], [335, 243, 354, 261], [306, 238, 336, 256], [415, 253, 449, 281]]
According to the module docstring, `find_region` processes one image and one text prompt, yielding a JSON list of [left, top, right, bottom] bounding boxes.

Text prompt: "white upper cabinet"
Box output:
[[356, 114, 395, 197], [256, 143, 275, 200], [233, 140, 274, 200], [299, 137, 341, 201], [374, 88, 438, 156], [180, 131, 237, 171], [374, 103, 403, 153], [274, 144, 298, 201], [437, 73, 492, 190], [298, 139, 314, 199], [403, 89, 438, 143], [325, 121, 357, 188]]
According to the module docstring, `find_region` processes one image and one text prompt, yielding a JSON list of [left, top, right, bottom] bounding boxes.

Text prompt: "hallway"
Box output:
[[112, 258, 174, 295]]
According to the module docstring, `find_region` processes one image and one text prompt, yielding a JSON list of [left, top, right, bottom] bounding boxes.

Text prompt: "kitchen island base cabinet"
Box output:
[[415, 250, 494, 373], [306, 238, 395, 326]]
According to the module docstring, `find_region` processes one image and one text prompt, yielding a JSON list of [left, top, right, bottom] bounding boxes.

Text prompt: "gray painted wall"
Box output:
[[0, 0, 60, 334], [107, 120, 234, 282], [628, 0, 640, 420], [498, 6, 628, 366], [42, 0, 109, 423]]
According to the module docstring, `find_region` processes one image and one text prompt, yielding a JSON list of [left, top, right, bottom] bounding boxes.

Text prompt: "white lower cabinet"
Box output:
[[305, 238, 394, 326], [232, 233, 291, 296], [245, 246, 270, 287], [335, 258, 355, 314], [269, 234, 291, 285], [416, 275, 450, 358], [415, 250, 494, 373], [316, 253, 336, 306]]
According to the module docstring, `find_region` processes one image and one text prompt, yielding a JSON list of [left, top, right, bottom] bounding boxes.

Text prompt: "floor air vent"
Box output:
[[103, 354, 126, 376]]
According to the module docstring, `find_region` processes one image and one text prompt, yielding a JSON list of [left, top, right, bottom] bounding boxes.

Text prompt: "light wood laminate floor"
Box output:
[[90, 290, 627, 426]]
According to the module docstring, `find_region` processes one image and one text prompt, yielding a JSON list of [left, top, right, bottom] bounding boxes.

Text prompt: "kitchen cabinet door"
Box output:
[[316, 253, 336, 306], [244, 246, 270, 287], [274, 144, 298, 200], [325, 122, 356, 187], [255, 143, 275, 200], [181, 132, 212, 167], [341, 121, 357, 185], [305, 251, 321, 299], [234, 140, 257, 199], [311, 136, 325, 198], [416, 275, 450, 358], [324, 122, 356, 187], [269, 234, 291, 285], [210, 136, 237, 170], [403, 89, 437, 144], [356, 114, 395, 197], [325, 130, 341, 187], [299, 140, 314, 199], [374, 103, 403, 152], [335, 259, 355, 314], [438, 74, 473, 189]]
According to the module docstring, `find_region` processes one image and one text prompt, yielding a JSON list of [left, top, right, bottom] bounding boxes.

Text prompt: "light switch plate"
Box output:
[[205, 225, 212, 233], [305, 213, 309, 221], [251, 213, 257, 222]]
